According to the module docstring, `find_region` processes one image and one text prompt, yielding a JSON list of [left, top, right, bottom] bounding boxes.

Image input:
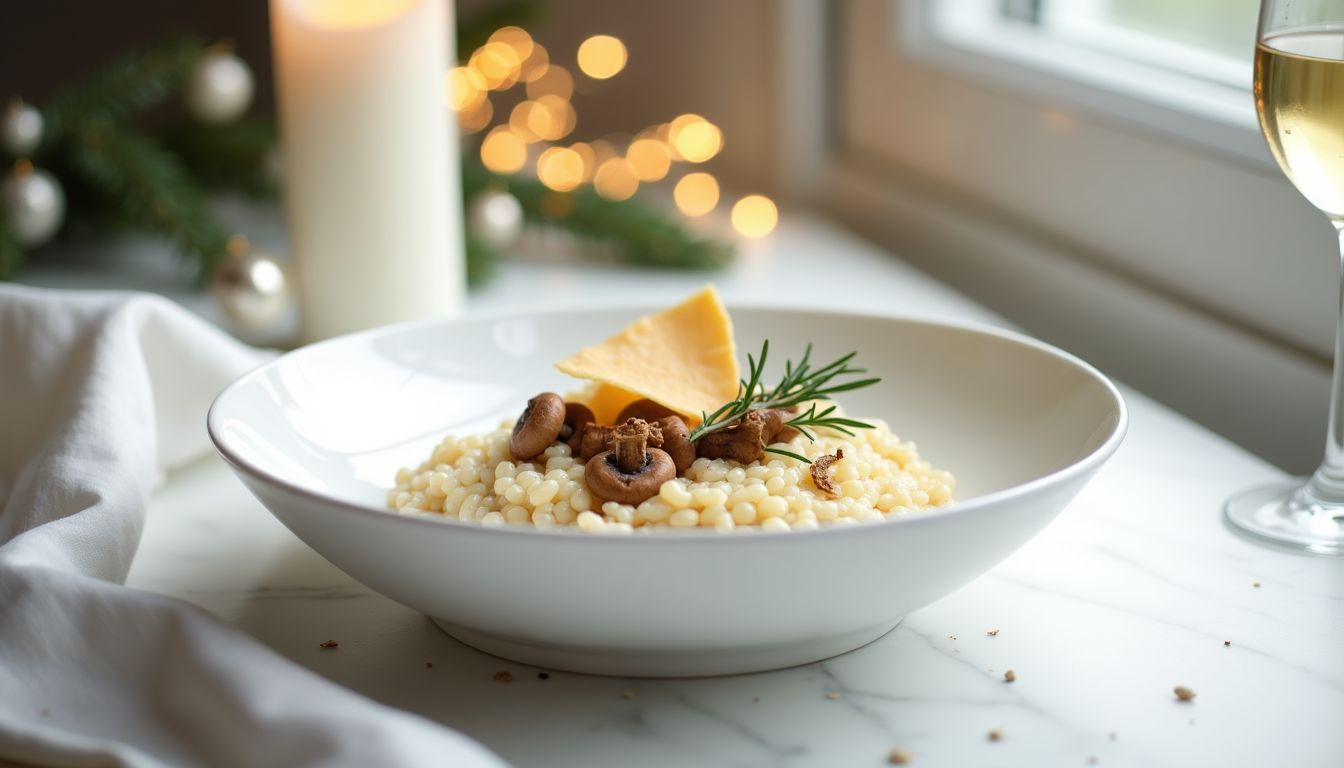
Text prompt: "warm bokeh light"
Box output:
[[537, 146, 585, 192], [569, 142, 597, 181], [589, 139, 619, 166], [529, 94, 576, 141], [480, 127, 527, 174], [457, 96, 493, 133], [488, 26, 534, 61], [655, 123, 682, 160], [593, 158, 639, 200], [446, 66, 486, 112], [526, 65, 574, 100], [667, 114, 703, 136], [731, 195, 778, 238], [520, 43, 550, 82], [673, 173, 719, 216], [671, 118, 723, 163], [626, 139, 671, 182], [576, 35, 628, 79], [469, 42, 522, 90], [508, 101, 541, 142]]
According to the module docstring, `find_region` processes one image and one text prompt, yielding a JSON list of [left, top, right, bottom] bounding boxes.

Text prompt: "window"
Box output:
[[814, 0, 1333, 470], [905, 0, 1263, 162]]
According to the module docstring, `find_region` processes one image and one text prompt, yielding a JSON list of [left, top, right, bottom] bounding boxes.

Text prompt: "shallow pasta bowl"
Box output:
[[208, 305, 1126, 677]]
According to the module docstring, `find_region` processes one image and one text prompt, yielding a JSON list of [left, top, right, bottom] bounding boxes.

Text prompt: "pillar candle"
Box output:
[[271, 0, 463, 341]]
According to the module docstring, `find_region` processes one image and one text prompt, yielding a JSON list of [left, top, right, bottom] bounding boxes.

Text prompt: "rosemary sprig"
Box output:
[[688, 340, 881, 462]]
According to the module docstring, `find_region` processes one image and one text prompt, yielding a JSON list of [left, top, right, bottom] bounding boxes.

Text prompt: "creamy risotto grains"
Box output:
[[388, 414, 954, 535]]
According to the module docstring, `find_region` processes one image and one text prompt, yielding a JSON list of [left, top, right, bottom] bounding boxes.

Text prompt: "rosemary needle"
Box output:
[[688, 340, 881, 462]]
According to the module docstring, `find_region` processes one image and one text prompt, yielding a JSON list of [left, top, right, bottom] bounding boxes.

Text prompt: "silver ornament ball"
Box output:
[[1, 163, 64, 247], [467, 189, 524, 248], [185, 48, 255, 124], [2, 99, 43, 157], [212, 237, 291, 332]]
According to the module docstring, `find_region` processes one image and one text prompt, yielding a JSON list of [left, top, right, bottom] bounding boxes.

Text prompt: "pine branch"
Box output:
[[159, 117, 278, 198], [0, 209, 23, 280], [69, 118, 229, 279], [463, 156, 733, 271], [464, 230, 501, 287], [42, 36, 205, 148]]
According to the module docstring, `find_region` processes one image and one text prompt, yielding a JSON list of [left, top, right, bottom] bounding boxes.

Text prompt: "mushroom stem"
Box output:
[[611, 418, 652, 473]]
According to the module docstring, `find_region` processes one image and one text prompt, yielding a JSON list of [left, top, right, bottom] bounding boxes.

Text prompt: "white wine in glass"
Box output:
[[1229, 0, 1344, 553]]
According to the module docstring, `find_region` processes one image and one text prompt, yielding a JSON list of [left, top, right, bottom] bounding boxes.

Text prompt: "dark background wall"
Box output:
[[0, 1, 274, 110]]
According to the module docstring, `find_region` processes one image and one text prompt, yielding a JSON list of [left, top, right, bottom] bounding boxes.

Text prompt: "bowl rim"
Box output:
[[207, 301, 1128, 545]]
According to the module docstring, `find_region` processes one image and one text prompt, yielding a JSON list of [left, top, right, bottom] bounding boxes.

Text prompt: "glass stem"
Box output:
[[1306, 222, 1344, 503]]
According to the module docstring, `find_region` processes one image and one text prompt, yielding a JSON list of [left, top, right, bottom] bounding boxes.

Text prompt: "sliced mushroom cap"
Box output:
[[696, 408, 795, 464], [510, 392, 566, 459], [655, 416, 695, 473], [616, 398, 679, 425], [561, 402, 596, 452], [585, 447, 676, 505]]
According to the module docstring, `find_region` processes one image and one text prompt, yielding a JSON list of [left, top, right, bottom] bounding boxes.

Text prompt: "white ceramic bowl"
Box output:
[[208, 305, 1126, 677]]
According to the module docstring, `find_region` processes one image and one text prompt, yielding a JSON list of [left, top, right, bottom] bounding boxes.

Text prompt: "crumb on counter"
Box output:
[[988, 728, 1004, 742], [887, 747, 913, 764], [1173, 686, 1196, 702], [825, 691, 843, 701], [1004, 670, 1017, 683], [987, 629, 1000, 636], [493, 671, 514, 683], [537, 672, 550, 680], [318, 640, 338, 649]]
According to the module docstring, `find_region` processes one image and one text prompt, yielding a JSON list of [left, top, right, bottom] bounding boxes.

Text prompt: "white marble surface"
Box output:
[[113, 215, 1343, 767]]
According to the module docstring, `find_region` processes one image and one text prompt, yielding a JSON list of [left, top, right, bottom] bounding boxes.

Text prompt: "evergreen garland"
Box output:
[[1, 5, 733, 285], [70, 117, 231, 275], [462, 158, 731, 273], [0, 206, 20, 278]]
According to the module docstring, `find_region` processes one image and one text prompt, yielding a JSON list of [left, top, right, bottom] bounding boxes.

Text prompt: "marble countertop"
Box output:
[[116, 215, 1343, 767]]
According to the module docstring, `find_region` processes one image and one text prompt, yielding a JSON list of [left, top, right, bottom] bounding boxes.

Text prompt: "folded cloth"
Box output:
[[0, 286, 504, 768]]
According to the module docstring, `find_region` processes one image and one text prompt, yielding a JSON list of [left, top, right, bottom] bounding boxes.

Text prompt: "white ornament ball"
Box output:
[[467, 189, 524, 248], [1, 164, 65, 247], [212, 239, 290, 332], [185, 49, 254, 124], [2, 100, 43, 157]]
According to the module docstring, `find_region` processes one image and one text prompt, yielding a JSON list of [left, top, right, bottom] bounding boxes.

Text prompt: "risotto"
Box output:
[[387, 411, 955, 534], [387, 287, 955, 533]]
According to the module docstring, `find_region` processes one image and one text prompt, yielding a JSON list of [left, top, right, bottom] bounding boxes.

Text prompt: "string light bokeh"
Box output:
[[448, 24, 777, 239]]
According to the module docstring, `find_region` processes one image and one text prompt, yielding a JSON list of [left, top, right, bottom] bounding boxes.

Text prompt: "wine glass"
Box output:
[[1229, 0, 1344, 554]]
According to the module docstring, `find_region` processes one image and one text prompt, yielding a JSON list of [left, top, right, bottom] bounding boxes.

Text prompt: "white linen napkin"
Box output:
[[0, 285, 504, 768]]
